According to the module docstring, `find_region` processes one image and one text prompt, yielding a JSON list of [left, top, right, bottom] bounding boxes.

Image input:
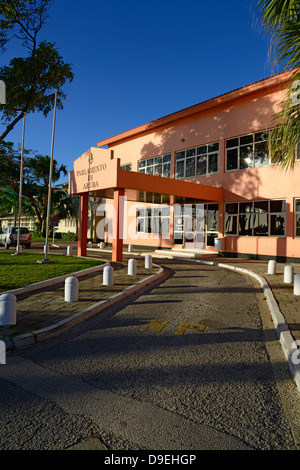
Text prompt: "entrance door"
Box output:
[[173, 203, 219, 249]]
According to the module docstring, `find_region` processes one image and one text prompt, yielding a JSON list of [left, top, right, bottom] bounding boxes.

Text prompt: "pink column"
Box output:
[[112, 188, 124, 262], [78, 193, 88, 257]]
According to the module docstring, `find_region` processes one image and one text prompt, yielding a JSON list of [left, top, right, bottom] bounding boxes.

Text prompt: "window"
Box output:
[[120, 163, 132, 171], [225, 200, 286, 237], [295, 199, 300, 237], [175, 143, 219, 179], [138, 154, 171, 178], [136, 206, 170, 235], [226, 131, 270, 171]]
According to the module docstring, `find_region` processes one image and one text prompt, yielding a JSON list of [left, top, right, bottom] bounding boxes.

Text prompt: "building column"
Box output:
[[112, 188, 125, 262], [78, 193, 88, 257]]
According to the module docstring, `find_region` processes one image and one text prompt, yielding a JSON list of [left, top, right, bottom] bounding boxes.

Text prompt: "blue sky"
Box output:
[[1, 0, 282, 184]]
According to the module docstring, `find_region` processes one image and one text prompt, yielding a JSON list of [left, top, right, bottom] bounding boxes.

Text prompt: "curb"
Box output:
[[3, 258, 110, 297], [5, 264, 166, 351], [181, 258, 300, 393]]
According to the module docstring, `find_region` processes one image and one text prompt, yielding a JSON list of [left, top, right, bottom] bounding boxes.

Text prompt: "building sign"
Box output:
[[70, 148, 118, 194]]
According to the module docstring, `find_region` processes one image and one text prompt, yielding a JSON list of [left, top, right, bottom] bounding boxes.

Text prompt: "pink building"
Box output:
[[69, 70, 300, 262]]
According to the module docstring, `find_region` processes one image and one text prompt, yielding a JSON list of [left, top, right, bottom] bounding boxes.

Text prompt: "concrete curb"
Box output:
[[3, 258, 110, 297], [6, 264, 166, 351], [181, 258, 300, 393]]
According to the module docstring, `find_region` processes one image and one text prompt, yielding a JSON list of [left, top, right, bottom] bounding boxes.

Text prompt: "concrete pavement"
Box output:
[[1, 246, 299, 392]]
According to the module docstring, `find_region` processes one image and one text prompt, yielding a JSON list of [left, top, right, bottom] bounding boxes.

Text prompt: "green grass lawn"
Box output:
[[0, 252, 105, 293]]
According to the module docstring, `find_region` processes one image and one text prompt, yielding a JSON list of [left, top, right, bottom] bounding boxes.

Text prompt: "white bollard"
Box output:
[[294, 274, 300, 296], [128, 245, 132, 253], [67, 246, 73, 256], [88, 241, 92, 248], [268, 260, 276, 275], [0, 293, 17, 326], [65, 276, 78, 302], [145, 254, 152, 269], [128, 259, 137, 276], [103, 266, 114, 286], [284, 265, 294, 284], [100, 242, 104, 249]]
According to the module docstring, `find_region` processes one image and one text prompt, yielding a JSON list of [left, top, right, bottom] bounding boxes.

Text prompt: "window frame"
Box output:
[[225, 199, 286, 238], [225, 131, 270, 172], [138, 154, 171, 178], [175, 142, 220, 179]]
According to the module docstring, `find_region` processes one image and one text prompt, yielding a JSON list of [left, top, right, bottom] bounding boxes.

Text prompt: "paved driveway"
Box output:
[[0, 261, 298, 450]]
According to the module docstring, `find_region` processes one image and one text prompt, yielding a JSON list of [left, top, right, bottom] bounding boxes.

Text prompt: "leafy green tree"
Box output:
[[0, 142, 76, 236], [257, 0, 300, 169], [0, 0, 73, 142]]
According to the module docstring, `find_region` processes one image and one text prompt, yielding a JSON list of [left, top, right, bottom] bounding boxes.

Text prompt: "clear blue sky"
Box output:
[[2, 0, 282, 184]]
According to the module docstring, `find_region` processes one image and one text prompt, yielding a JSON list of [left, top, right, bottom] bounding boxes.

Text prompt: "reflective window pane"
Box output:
[[197, 156, 207, 175], [239, 214, 252, 235], [240, 145, 253, 169], [240, 134, 253, 145], [270, 200, 286, 212], [176, 161, 185, 178], [254, 141, 269, 167], [270, 214, 285, 236], [176, 151, 185, 160], [226, 138, 238, 148], [253, 213, 268, 236], [226, 203, 238, 214], [197, 145, 207, 155], [208, 153, 218, 173], [227, 148, 238, 170], [186, 157, 195, 177], [225, 215, 237, 235], [296, 214, 300, 236], [208, 142, 219, 152], [186, 148, 196, 157]]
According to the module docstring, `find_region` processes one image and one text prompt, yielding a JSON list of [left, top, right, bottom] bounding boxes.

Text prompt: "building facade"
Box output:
[[69, 70, 300, 262]]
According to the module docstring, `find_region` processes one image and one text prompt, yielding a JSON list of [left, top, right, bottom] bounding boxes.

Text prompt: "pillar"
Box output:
[[78, 193, 88, 257], [112, 188, 124, 262]]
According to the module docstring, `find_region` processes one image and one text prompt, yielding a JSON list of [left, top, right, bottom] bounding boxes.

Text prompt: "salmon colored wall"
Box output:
[[100, 83, 300, 259]]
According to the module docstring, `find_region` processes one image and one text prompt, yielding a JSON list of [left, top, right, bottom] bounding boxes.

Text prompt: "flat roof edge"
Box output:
[[96, 70, 294, 148]]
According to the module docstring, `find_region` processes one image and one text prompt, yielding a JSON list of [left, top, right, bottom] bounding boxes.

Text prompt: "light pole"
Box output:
[[16, 112, 26, 255], [39, 89, 58, 264]]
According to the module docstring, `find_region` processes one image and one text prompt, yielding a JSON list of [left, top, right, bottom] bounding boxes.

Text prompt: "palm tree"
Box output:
[[256, 0, 300, 169]]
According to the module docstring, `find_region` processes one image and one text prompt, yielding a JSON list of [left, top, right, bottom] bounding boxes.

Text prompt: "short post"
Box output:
[[100, 242, 104, 249], [145, 254, 152, 269], [103, 266, 114, 286], [268, 260, 276, 275], [294, 274, 300, 296], [88, 241, 92, 248], [128, 258, 137, 276], [128, 245, 132, 253], [67, 246, 73, 256], [0, 293, 17, 326], [284, 265, 294, 284], [65, 276, 78, 302]]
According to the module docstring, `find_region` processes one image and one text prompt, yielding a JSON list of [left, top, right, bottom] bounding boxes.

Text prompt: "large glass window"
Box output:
[[138, 154, 171, 178], [136, 206, 170, 235], [120, 163, 132, 171], [176, 143, 219, 179], [226, 131, 270, 171], [225, 200, 286, 237]]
